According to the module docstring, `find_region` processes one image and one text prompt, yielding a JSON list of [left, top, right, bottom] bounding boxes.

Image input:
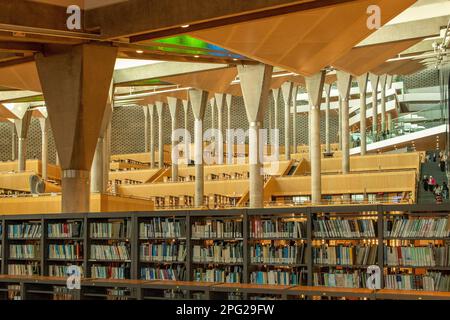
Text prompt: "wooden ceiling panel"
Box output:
[[0, 61, 41, 92], [333, 38, 423, 76], [191, 0, 417, 76]]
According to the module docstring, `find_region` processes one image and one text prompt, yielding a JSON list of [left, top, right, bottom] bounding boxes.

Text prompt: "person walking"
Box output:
[[442, 182, 449, 200], [434, 184, 443, 204], [422, 175, 429, 191], [428, 176, 436, 192], [440, 154, 447, 173], [433, 152, 437, 162]]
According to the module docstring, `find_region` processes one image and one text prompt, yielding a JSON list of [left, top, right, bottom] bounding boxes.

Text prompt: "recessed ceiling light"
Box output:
[[181, 24, 190, 28], [136, 50, 144, 54], [194, 55, 200, 58], [233, 58, 238, 61]]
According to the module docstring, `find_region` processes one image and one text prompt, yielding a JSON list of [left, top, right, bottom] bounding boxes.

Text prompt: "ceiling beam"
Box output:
[[85, 0, 357, 41], [113, 61, 230, 85], [0, 41, 43, 53]]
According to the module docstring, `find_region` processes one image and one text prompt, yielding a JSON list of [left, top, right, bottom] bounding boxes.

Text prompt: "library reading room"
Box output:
[[0, 0, 450, 310]]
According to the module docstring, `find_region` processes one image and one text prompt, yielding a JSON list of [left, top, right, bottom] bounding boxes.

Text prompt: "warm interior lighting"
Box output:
[[136, 50, 144, 54]]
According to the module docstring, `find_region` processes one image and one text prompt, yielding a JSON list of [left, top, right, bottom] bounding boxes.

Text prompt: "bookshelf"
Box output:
[[0, 204, 448, 300]]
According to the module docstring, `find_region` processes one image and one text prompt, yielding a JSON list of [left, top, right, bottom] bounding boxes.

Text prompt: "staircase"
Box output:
[[417, 152, 448, 204]]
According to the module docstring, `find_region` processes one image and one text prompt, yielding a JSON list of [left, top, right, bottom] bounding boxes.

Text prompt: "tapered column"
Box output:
[[336, 71, 353, 175], [379, 74, 388, 133], [182, 100, 190, 164], [305, 71, 326, 205], [338, 97, 342, 150], [156, 101, 165, 169], [143, 106, 149, 152], [324, 84, 332, 154], [281, 82, 293, 160], [189, 89, 208, 207], [292, 86, 298, 154], [35, 44, 117, 213], [11, 123, 16, 161], [168, 97, 180, 182], [238, 64, 273, 208], [215, 93, 225, 165], [149, 104, 156, 168], [210, 98, 216, 159], [226, 94, 233, 164], [15, 110, 32, 172], [39, 118, 49, 180], [91, 90, 113, 194], [369, 74, 380, 137], [357, 74, 369, 155], [271, 89, 280, 160]]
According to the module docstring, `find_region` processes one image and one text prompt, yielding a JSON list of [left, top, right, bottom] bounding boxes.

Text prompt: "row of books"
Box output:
[[91, 265, 129, 279], [106, 289, 130, 301], [9, 244, 40, 259], [140, 243, 187, 262], [90, 244, 130, 261], [250, 270, 307, 285], [8, 263, 40, 276], [8, 223, 42, 239], [53, 287, 78, 300], [193, 243, 243, 264], [250, 244, 306, 265], [49, 243, 83, 260], [140, 266, 186, 281], [48, 221, 83, 238], [49, 265, 84, 277], [193, 267, 242, 283], [250, 219, 306, 239], [384, 246, 449, 267], [312, 245, 378, 266], [192, 220, 243, 239], [313, 271, 368, 288], [90, 220, 131, 239], [313, 219, 377, 238], [139, 219, 186, 239], [384, 218, 449, 238]]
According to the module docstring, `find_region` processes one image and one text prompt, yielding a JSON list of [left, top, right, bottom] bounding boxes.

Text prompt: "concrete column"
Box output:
[[357, 74, 369, 155], [14, 110, 32, 172], [238, 64, 273, 208], [189, 89, 208, 207], [305, 72, 325, 204], [156, 101, 165, 169], [369, 74, 380, 138], [168, 97, 180, 182], [39, 118, 49, 180], [292, 86, 298, 154], [308, 109, 312, 159], [143, 106, 149, 152], [336, 71, 353, 175], [324, 84, 332, 154], [379, 74, 388, 133], [182, 100, 190, 164], [91, 92, 113, 194], [387, 112, 393, 132], [209, 98, 216, 159], [215, 93, 225, 165], [281, 82, 293, 160], [271, 88, 280, 160], [11, 123, 16, 161], [148, 104, 156, 168], [226, 94, 233, 165], [56, 152, 60, 166], [338, 97, 342, 150], [35, 44, 117, 213]]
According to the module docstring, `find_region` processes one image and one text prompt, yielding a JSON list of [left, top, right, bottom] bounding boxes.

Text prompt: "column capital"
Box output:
[[167, 96, 179, 120], [305, 71, 326, 107], [369, 73, 380, 92], [189, 88, 209, 120], [336, 70, 353, 101], [356, 73, 369, 95]]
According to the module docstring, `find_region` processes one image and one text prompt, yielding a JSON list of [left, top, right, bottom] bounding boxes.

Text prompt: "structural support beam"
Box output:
[[168, 97, 180, 182], [215, 93, 225, 165], [210, 98, 216, 159], [189, 89, 208, 207], [369, 73, 380, 138], [226, 94, 233, 165], [357, 73, 369, 156], [324, 84, 332, 154], [38, 117, 49, 181], [143, 106, 149, 153], [14, 110, 32, 173], [238, 64, 273, 209], [271, 88, 280, 160], [156, 101, 165, 169], [11, 122, 16, 161], [336, 71, 353, 175], [182, 100, 190, 164], [281, 82, 293, 160], [35, 44, 117, 213], [305, 71, 325, 205], [149, 104, 156, 168], [292, 85, 298, 154], [379, 74, 388, 133]]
